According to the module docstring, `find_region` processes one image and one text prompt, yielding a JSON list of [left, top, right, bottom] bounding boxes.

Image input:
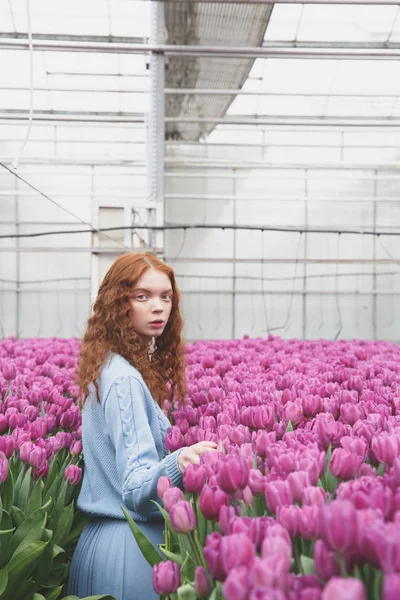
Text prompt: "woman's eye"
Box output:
[[162, 294, 172, 301], [136, 295, 147, 301]]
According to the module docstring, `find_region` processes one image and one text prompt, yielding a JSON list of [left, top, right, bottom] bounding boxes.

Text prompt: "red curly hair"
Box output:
[[77, 252, 186, 407]]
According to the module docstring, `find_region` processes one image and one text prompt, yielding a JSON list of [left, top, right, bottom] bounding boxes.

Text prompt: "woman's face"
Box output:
[[130, 267, 173, 344]]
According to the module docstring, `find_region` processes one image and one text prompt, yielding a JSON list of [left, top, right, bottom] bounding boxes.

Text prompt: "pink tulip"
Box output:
[[65, 464, 82, 485], [222, 566, 251, 600], [28, 446, 47, 469], [329, 448, 363, 480], [2, 362, 16, 381], [264, 480, 294, 514], [200, 484, 231, 521], [169, 500, 196, 534], [0, 451, 9, 484], [382, 574, 400, 600], [219, 533, 256, 580], [320, 500, 358, 553], [156, 475, 172, 499], [371, 433, 399, 467], [322, 577, 366, 600], [152, 560, 180, 595], [195, 566, 211, 598], [183, 464, 207, 494], [162, 486, 184, 512], [218, 456, 249, 494], [314, 540, 340, 581]]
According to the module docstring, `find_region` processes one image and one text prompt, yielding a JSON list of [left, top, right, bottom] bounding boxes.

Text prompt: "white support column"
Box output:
[[149, 1, 165, 257]]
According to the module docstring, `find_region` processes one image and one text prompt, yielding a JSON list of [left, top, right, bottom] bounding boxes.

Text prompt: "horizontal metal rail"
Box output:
[[3, 38, 400, 59]]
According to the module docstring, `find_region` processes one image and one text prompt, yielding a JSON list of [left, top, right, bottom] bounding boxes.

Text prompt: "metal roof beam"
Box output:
[[3, 38, 400, 59]]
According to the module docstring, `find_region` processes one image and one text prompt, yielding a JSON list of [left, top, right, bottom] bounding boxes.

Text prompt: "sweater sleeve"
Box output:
[[103, 375, 183, 515]]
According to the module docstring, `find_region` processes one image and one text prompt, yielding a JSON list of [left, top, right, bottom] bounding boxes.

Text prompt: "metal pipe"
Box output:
[[3, 38, 400, 59], [149, 0, 165, 254], [168, 0, 400, 4], [1, 288, 398, 296]]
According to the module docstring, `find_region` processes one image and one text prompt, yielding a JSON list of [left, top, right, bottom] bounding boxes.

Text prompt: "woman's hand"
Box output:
[[177, 441, 217, 472]]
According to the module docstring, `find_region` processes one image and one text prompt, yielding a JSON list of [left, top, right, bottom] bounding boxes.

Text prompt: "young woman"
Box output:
[[67, 252, 216, 600]]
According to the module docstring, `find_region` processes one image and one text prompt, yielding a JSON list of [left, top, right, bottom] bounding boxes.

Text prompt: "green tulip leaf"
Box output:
[[121, 505, 162, 567], [300, 555, 316, 575], [2, 468, 14, 513], [159, 545, 184, 565], [27, 479, 44, 516], [54, 501, 74, 546], [11, 505, 26, 528], [43, 585, 64, 600], [177, 583, 196, 600], [6, 540, 49, 595], [8, 509, 47, 560], [0, 566, 8, 595]]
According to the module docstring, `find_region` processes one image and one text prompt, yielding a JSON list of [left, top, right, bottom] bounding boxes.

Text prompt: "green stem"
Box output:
[[293, 539, 302, 574], [193, 528, 209, 572], [188, 530, 203, 566], [337, 552, 348, 578]]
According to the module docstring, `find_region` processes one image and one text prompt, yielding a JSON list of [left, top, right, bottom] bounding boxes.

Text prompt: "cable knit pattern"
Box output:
[[77, 352, 183, 522]]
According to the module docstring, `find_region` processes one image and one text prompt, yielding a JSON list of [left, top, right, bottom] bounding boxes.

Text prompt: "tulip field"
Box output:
[[1, 336, 400, 600]]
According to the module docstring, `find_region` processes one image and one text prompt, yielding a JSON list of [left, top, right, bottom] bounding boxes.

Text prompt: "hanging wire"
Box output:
[[12, 0, 33, 170], [0, 162, 130, 250], [333, 233, 343, 340], [171, 227, 188, 261]]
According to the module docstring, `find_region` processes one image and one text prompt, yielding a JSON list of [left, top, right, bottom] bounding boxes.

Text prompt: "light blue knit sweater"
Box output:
[[77, 352, 183, 522]]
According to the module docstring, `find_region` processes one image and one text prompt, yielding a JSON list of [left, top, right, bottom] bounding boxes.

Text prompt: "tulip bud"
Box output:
[[0, 451, 9, 484], [382, 574, 400, 600], [371, 433, 399, 467], [218, 456, 249, 494], [322, 577, 366, 600], [65, 464, 82, 485], [330, 448, 363, 481], [165, 426, 184, 452], [314, 540, 340, 581], [70, 440, 82, 456], [2, 362, 16, 381], [170, 500, 196, 534], [200, 484, 231, 521], [157, 476, 172, 499], [264, 480, 294, 514], [320, 500, 358, 553], [162, 486, 184, 512], [222, 566, 250, 600], [28, 446, 47, 469], [195, 566, 212, 598], [183, 464, 207, 494], [152, 560, 180, 595]]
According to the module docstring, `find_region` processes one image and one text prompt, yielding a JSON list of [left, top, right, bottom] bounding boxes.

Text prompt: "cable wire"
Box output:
[[0, 161, 130, 250]]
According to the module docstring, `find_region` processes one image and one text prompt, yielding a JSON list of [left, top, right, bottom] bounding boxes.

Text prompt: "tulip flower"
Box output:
[[218, 456, 249, 494], [313, 540, 340, 581], [320, 501, 358, 553], [329, 448, 363, 480], [169, 500, 196, 534], [165, 425, 183, 452], [156, 475, 172, 499], [222, 566, 250, 600], [382, 574, 400, 600], [0, 451, 9, 484], [152, 560, 180, 595], [200, 484, 231, 521], [195, 566, 211, 598], [162, 486, 184, 511], [183, 464, 207, 494], [65, 465, 82, 485], [322, 577, 366, 600]]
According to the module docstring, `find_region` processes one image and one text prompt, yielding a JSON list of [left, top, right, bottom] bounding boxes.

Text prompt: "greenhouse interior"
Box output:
[[0, 1, 400, 600]]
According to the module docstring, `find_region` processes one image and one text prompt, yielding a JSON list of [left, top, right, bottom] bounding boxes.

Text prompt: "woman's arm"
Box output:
[[103, 375, 182, 516]]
